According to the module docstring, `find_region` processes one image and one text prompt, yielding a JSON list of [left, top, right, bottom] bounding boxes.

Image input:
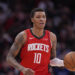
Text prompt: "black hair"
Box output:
[[30, 8, 45, 18]]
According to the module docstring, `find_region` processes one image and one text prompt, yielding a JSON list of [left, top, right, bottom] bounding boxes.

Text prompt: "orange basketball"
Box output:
[[64, 52, 75, 71]]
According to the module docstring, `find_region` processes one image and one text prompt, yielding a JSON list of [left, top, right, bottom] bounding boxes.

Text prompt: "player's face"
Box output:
[[31, 11, 46, 29]]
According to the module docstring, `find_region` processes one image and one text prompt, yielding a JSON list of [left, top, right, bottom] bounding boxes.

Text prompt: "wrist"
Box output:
[[19, 66, 25, 72]]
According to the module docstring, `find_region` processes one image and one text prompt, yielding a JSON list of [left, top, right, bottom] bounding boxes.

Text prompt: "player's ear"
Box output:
[[31, 18, 34, 23]]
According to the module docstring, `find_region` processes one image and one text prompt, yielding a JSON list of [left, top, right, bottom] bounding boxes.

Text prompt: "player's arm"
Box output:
[[50, 32, 57, 59], [6, 31, 26, 71], [50, 32, 64, 67], [6, 31, 35, 75]]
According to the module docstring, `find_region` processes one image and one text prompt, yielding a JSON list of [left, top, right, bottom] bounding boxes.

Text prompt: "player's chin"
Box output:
[[39, 26, 45, 29], [39, 25, 45, 29]]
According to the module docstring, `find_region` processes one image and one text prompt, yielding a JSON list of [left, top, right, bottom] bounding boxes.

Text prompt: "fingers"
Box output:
[[28, 69, 35, 75], [23, 68, 35, 75]]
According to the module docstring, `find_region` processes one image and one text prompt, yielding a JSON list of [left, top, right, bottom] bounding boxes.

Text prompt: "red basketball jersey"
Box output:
[[20, 29, 52, 75]]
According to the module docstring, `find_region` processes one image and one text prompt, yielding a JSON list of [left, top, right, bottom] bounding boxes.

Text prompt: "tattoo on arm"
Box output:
[[7, 31, 26, 71], [50, 32, 57, 59], [9, 32, 25, 57]]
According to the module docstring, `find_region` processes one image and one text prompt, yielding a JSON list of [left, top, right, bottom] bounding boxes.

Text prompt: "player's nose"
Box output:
[[40, 18, 44, 21]]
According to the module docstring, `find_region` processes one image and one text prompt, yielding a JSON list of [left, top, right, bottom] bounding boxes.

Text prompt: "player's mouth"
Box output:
[[40, 23, 44, 25]]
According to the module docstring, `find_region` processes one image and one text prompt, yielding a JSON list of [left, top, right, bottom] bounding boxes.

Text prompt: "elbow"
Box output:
[[6, 55, 9, 63], [6, 54, 10, 64]]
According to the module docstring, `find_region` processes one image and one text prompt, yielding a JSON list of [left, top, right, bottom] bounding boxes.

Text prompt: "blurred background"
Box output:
[[0, 0, 75, 75]]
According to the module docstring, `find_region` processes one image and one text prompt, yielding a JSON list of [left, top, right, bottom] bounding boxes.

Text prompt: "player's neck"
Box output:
[[31, 27, 44, 37]]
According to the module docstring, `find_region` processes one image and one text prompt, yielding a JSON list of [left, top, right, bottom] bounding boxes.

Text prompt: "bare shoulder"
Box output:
[[15, 30, 27, 44], [50, 32, 57, 42], [7, 30, 27, 57]]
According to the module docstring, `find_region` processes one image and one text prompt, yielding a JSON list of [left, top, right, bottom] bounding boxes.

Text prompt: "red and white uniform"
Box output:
[[20, 29, 52, 75]]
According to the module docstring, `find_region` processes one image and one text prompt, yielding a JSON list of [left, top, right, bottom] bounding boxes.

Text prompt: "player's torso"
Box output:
[[20, 29, 51, 75]]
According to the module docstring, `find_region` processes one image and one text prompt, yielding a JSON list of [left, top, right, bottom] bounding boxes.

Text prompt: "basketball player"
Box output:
[[6, 8, 64, 75]]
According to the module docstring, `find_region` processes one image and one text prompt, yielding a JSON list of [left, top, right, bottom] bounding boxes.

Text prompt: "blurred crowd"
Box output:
[[0, 0, 75, 75]]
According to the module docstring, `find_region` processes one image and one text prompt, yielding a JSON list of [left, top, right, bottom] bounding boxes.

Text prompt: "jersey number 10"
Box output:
[[34, 53, 41, 64]]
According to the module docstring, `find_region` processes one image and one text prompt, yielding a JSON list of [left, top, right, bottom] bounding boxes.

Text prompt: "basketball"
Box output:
[[64, 52, 75, 71]]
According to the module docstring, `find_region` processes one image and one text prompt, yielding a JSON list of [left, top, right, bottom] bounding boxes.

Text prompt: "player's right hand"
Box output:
[[21, 67, 35, 75]]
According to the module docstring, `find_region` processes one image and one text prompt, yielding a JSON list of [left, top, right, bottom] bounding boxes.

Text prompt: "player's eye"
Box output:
[[36, 16, 40, 18], [36, 16, 46, 18], [43, 16, 46, 18]]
